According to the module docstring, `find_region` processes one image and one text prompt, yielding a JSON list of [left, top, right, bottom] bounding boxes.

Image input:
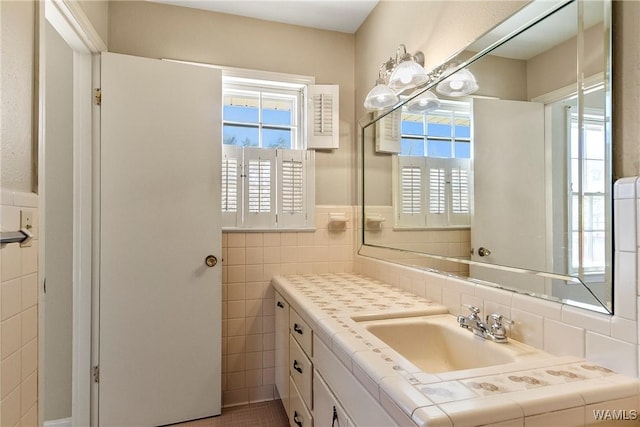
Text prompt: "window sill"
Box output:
[[222, 227, 317, 233], [391, 226, 470, 231]]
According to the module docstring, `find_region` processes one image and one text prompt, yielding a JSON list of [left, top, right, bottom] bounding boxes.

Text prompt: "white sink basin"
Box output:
[[356, 314, 550, 373]]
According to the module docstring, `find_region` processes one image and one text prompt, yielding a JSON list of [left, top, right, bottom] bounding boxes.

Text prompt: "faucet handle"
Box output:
[[487, 313, 512, 326], [486, 313, 513, 342], [463, 304, 481, 315]]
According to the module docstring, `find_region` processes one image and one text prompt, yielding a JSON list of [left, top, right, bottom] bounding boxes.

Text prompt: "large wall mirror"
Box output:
[[360, 0, 612, 314]]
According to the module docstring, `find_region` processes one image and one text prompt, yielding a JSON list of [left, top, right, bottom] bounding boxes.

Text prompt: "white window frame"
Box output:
[[221, 69, 326, 231]]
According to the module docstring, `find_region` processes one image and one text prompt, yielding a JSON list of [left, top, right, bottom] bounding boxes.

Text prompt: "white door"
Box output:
[[99, 52, 222, 426], [471, 98, 546, 292]]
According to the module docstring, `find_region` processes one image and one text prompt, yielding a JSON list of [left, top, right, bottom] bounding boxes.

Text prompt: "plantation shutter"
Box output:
[[394, 156, 426, 227], [449, 158, 471, 226], [395, 156, 471, 228], [426, 157, 471, 227], [243, 147, 277, 228], [307, 84, 339, 149], [277, 149, 315, 228], [221, 145, 242, 227], [425, 157, 448, 227], [375, 109, 401, 153]]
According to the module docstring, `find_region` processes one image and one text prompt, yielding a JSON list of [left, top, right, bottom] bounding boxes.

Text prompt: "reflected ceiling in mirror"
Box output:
[[360, 0, 612, 314]]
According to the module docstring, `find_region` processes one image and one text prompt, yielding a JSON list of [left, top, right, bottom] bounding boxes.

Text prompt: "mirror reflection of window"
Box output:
[[569, 107, 606, 279], [394, 100, 472, 228]]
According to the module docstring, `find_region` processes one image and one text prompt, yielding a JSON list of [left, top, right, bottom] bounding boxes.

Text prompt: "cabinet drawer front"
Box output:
[[289, 336, 313, 409], [289, 377, 313, 427], [290, 309, 312, 356]]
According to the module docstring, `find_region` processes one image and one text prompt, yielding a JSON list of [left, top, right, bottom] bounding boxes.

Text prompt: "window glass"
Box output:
[[400, 138, 425, 156], [427, 114, 452, 138], [224, 93, 259, 122], [584, 124, 605, 160], [454, 116, 471, 138], [584, 159, 605, 193], [223, 124, 259, 147], [262, 95, 294, 126], [262, 128, 292, 149], [454, 142, 471, 159], [427, 139, 452, 158], [401, 117, 424, 135]]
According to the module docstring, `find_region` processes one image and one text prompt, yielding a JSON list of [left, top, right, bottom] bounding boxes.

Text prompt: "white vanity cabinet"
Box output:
[[275, 292, 314, 427], [275, 291, 396, 427], [275, 292, 290, 414]]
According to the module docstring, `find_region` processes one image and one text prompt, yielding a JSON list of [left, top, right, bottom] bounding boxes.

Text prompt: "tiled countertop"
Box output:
[[272, 273, 640, 426]]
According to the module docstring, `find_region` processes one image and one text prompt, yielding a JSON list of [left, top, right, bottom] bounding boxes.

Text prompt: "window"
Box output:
[[221, 74, 337, 229], [568, 109, 606, 275], [393, 100, 471, 228]]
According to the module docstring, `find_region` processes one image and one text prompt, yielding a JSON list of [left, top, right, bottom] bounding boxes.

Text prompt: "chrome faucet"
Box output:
[[457, 305, 512, 343]]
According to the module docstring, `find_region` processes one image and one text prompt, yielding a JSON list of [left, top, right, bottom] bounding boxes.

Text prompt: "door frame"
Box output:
[[38, 1, 105, 425]]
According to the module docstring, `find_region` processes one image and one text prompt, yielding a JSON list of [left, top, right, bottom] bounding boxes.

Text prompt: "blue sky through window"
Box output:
[[223, 105, 293, 149]]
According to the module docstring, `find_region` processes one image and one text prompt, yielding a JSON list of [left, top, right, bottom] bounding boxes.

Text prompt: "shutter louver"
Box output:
[[307, 85, 339, 149], [451, 167, 470, 214], [247, 158, 272, 213], [429, 168, 446, 214], [375, 109, 401, 153], [281, 158, 304, 214], [313, 93, 333, 136], [401, 166, 422, 214], [221, 157, 238, 213]]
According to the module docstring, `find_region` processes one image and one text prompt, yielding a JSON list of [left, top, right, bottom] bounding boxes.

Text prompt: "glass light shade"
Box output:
[[436, 68, 479, 97], [407, 90, 441, 113], [388, 59, 429, 92], [364, 82, 399, 110]]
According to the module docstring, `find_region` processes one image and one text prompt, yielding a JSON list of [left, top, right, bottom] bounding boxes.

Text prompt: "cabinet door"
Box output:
[[314, 370, 352, 427], [275, 292, 290, 413]]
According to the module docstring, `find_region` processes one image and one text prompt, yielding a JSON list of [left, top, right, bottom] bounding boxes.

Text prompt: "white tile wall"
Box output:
[[221, 205, 354, 407], [354, 177, 640, 381], [0, 189, 39, 427]]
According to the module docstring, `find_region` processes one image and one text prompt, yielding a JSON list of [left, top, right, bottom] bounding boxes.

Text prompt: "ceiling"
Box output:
[[148, 0, 379, 33]]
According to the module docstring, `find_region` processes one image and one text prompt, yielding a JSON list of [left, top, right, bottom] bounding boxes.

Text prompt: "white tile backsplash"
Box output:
[[510, 308, 544, 349], [561, 305, 612, 336], [614, 250, 637, 320], [615, 198, 637, 252], [0, 190, 39, 422], [586, 333, 638, 377], [544, 318, 585, 357]]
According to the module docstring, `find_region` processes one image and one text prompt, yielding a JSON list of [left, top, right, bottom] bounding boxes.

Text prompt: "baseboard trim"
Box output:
[[44, 417, 72, 427]]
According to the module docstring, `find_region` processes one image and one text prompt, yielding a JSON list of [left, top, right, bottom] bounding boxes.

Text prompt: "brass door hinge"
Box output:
[[94, 88, 102, 106]]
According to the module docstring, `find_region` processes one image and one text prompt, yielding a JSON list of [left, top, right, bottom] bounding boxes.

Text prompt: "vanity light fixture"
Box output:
[[363, 44, 428, 111], [406, 89, 441, 113], [436, 64, 479, 97], [387, 45, 429, 92], [363, 68, 400, 110]]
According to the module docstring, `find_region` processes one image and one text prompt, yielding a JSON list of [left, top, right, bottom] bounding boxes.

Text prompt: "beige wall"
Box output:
[[527, 22, 605, 100], [77, 1, 109, 47], [1, 0, 36, 193], [108, 1, 356, 206], [613, 0, 640, 180]]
